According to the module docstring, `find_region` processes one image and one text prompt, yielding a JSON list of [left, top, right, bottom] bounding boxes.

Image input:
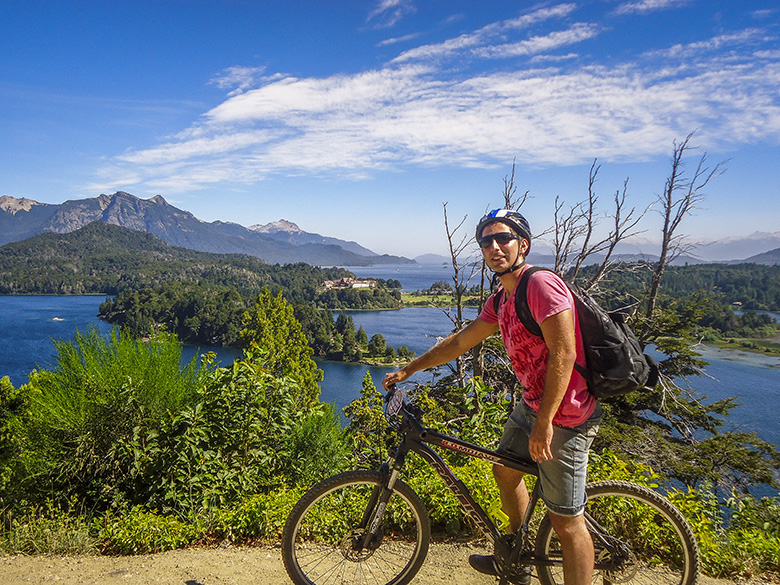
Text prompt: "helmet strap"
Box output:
[[490, 242, 527, 278], [494, 259, 525, 277]]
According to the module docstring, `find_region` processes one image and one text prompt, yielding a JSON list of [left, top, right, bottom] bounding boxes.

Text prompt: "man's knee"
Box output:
[[548, 511, 588, 542], [492, 464, 524, 488]]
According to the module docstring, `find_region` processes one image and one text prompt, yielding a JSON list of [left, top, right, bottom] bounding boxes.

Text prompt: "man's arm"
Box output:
[[528, 308, 577, 462], [382, 318, 499, 390]]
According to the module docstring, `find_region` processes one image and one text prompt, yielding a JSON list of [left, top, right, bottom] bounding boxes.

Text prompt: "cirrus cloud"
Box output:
[[99, 3, 780, 195]]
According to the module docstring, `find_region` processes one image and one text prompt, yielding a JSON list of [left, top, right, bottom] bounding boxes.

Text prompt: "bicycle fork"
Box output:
[[354, 451, 407, 553]]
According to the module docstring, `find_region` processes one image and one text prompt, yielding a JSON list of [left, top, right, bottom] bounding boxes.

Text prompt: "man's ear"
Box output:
[[519, 238, 530, 255]]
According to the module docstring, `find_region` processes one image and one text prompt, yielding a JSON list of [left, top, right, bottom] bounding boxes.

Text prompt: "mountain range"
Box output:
[[0, 192, 412, 266], [1, 191, 778, 266]]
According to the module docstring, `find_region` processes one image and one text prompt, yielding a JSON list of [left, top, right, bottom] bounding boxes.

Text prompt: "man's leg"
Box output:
[[548, 511, 594, 585], [469, 464, 532, 584], [492, 464, 529, 532]]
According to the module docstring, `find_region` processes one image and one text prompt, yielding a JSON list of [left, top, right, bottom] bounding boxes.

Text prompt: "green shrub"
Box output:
[[213, 487, 304, 541], [0, 499, 96, 555], [284, 403, 349, 485], [590, 451, 780, 580], [96, 506, 200, 554], [128, 353, 319, 515], [4, 328, 207, 510], [405, 458, 502, 535]]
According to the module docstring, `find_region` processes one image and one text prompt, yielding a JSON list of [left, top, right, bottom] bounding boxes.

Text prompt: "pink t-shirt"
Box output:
[[478, 266, 596, 427]]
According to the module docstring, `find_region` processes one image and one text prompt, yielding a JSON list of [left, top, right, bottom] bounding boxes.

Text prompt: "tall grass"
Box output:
[[11, 327, 207, 509]]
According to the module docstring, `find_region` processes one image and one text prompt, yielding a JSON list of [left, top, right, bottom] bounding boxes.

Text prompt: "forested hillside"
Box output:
[[0, 222, 272, 295], [0, 222, 398, 305], [583, 262, 780, 312]]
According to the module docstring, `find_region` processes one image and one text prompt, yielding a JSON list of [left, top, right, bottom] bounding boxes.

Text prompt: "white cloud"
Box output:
[[367, 0, 416, 28], [392, 4, 578, 63], [474, 23, 600, 59], [210, 66, 267, 97], [378, 33, 422, 47], [615, 0, 690, 16], [649, 29, 768, 60], [100, 9, 780, 195]]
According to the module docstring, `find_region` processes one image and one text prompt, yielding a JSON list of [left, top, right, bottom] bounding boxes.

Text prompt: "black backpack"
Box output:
[[494, 267, 658, 399]]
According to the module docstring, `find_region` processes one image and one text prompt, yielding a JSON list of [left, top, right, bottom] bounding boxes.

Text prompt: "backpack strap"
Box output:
[[513, 267, 590, 381], [512, 266, 550, 338], [491, 286, 505, 314]]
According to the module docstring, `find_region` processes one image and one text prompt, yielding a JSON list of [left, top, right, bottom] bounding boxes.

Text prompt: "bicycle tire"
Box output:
[[282, 470, 430, 585], [535, 479, 700, 585]]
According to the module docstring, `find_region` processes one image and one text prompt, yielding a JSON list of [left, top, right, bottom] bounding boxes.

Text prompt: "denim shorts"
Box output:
[[497, 400, 601, 517]]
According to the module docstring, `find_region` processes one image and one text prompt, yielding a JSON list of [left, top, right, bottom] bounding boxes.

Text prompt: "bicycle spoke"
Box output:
[[535, 480, 700, 585], [282, 471, 430, 585]]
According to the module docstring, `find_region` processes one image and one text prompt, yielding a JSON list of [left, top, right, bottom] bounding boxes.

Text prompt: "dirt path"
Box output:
[[0, 543, 764, 585]]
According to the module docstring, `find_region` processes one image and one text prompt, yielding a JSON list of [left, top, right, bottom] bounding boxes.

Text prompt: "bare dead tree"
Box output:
[[442, 202, 479, 387], [502, 158, 531, 210], [548, 160, 649, 293], [552, 196, 589, 273], [645, 133, 727, 320], [583, 179, 648, 290]]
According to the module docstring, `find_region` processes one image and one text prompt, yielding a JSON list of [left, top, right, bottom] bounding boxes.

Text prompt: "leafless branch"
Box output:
[[645, 132, 728, 319]]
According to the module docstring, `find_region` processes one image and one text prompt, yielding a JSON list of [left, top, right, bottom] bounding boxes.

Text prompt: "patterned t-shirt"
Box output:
[[478, 266, 596, 427]]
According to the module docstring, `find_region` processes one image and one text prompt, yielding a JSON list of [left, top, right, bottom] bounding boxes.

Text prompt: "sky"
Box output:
[[2, 0, 779, 259]]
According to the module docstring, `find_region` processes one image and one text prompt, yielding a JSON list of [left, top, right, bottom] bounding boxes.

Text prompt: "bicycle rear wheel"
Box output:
[[282, 470, 430, 585], [535, 479, 700, 585]]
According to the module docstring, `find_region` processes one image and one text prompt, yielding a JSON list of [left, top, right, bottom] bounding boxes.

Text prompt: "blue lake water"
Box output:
[[2, 265, 779, 454]]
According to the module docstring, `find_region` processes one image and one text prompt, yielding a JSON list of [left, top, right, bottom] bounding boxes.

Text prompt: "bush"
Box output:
[[96, 507, 199, 554], [127, 352, 320, 514], [3, 328, 207, 510], [284, 403, 349, 485], [213, 487, 304, 541], [0, 500, 96, 555]]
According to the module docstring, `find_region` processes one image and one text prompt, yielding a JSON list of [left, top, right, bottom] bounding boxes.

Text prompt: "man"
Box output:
[[382, 209, 601, 585]]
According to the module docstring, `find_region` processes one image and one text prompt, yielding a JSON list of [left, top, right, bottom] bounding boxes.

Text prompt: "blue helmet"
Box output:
[[475, 209, 532, 251]]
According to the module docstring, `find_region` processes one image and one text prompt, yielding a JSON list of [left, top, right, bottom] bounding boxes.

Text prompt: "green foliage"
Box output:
[[405, 458, 501, 535], [0, 376, 24, 488], [588, 450, 780, 580], [96, 506, 199, 554], [241, 289, 323, 406], [457, 379, 510, 449], [343, 373, 388, 467], [3, 328, 206, 509], [284, 403, 350, 485], [127, 351, 315, 514], [0, 499, 96, 555], [212, 486, 303, 541]]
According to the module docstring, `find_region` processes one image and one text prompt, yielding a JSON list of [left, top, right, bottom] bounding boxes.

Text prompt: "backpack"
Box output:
[[494, 267, 658, 399]]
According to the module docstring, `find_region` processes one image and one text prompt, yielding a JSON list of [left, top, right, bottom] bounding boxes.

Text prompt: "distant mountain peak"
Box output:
[[249, 219, 303, 234], [0, 191, 413, 266], [0, 195, 44, 215]]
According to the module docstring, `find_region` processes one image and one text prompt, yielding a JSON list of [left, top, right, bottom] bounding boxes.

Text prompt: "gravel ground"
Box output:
[[1, 542, 769, 585]]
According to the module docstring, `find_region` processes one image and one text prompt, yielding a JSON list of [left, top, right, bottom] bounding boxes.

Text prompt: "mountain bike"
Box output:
[[281, 385, 701, 585]]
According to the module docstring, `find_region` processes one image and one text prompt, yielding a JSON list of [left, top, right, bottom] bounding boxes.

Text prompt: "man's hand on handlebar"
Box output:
[[382, 369, 411, 391]]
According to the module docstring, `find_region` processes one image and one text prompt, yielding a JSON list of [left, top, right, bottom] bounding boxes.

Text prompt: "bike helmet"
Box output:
[[475, 208, 532, 252]]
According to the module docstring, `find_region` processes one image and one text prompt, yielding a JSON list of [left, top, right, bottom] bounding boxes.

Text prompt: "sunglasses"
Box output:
[[478, 232, 519, 249]]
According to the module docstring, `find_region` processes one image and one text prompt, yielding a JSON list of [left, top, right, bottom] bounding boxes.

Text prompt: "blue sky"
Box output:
[[2, 0, 779, 259]]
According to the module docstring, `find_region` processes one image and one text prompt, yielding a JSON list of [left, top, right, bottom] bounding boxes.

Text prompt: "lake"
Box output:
[[1, 265, 779, 452]]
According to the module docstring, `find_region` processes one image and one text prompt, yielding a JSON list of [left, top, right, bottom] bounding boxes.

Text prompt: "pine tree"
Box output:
[[240, 288, 323, 406]]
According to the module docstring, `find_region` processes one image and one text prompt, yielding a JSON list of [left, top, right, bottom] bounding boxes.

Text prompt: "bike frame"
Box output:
[[381, 401, 545, 563]]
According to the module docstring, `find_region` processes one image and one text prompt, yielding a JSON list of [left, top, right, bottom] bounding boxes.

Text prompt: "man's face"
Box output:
[[479, 222, 528, 273]]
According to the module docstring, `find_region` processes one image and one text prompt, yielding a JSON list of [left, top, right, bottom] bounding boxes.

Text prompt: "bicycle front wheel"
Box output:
[[535, 480, 700, 585], [282, 470, 430, 585]]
